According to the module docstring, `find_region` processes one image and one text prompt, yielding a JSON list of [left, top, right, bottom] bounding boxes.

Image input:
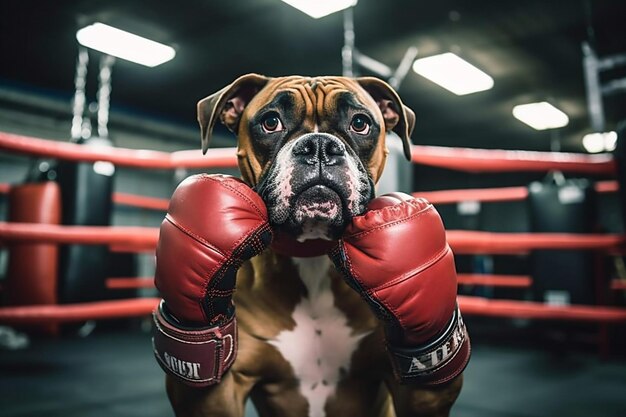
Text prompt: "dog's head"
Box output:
[[198, 74, 415, 241]]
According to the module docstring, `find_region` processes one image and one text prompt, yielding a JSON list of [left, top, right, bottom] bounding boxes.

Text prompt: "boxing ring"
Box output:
[[1, 131, 626, 328]]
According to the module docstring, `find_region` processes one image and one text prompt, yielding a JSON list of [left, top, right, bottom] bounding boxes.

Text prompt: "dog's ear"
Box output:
[[356, 77, 415, 161], [197, 73, 270, 154]]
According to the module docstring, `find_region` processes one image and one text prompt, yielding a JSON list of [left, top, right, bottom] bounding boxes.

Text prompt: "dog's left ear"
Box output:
[[197, 73, 270, 154], [356, 77, 416, 161]]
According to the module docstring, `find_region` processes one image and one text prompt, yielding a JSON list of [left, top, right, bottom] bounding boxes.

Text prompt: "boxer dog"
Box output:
[[155, 75, 466, 417]]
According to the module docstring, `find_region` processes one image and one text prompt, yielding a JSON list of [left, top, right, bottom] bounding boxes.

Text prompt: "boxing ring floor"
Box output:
[[1, 326, 625, 417]]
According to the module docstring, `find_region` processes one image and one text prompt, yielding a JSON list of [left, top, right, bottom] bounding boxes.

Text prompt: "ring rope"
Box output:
[[0, 131, 616, 174], [1, 296, 624, 324], [103, 275, 626, 291], [1, 181, 619, 212], [0, 184, 171, 212], [447, 230, 624, 254], [411, 144, 616, 174], [612, 280, 626, 291], [0, 222, 623, 254], [458, 296, 626, 322], [106, 277, 155, 289], [457, 274, 532, 288], [414, 180, 618, 205], [0, 298, 159, 324], [1, 222, 624, 256], [112, 192, 170, 211], [0, 222, 157, 252], [458, 275, 624, 291], [0, 131, 238, 170], [105, 274, 533, 290]]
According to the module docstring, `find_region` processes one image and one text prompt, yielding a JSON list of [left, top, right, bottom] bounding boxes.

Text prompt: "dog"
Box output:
[[165, 74, 464, 417]]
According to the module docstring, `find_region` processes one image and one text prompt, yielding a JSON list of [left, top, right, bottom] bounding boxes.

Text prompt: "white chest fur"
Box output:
[[268, 256, 368, 417]]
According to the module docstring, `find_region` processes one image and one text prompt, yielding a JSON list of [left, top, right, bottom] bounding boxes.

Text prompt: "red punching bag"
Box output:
[[6, 181, 61, 335]]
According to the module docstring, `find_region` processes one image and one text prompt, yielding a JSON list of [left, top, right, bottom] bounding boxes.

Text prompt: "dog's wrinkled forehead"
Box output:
[[244, 76, 378, 123]]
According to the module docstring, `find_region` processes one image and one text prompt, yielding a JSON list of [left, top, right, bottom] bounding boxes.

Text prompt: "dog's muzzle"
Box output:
[[256, 133, 374, 241]]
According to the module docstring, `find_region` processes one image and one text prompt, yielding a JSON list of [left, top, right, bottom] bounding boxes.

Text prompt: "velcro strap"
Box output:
[[152, 300, 237, 387], [387, 306, 470, 385]]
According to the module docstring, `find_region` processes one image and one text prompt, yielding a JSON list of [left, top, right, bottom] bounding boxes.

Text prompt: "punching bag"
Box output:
[[614, 121, 626, 229], [528, 177, 597, 305], [56, 136, 114, 304], [6, 173, 61, 334]]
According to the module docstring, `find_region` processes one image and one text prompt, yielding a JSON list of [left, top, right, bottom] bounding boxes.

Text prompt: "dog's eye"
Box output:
[[261, 113, 284, 133], [350, 114, 371, 135]]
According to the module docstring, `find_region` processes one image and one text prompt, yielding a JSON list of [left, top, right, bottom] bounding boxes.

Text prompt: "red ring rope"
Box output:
[[458, 296, 626, 322], [2, 181, 620, 212], [112, 192, 170, 211], [0, 223, 623, 254], [457, 274, 532, 288], [1, 296, 624, 324], [0, 131, 616, 174], [0, 132, 238, 170], [415, 181, 618, 205], [612, 280, 626, 290], [0, 298, 159, 324], [447, 231, 624, 254], [1, 184, 171, 212], [411, 145, 616, 174], [0, 222, 157, 252], [106, 277, 155, 289], [458, 275, 626, 290], [416, 187, 529, 204]]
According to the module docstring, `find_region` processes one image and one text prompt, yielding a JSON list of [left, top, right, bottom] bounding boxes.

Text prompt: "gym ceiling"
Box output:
[[1, 0, 625, 152]]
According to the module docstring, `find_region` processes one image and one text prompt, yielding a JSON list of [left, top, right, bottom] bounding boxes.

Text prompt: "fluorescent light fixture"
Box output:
[[412, 52, 494, 95], [605, 131, 619, 151], [582, 131, 617, 153], [512, 101, 569, 130], [281, 0, 357, 18], [76, 23, 175, 67]]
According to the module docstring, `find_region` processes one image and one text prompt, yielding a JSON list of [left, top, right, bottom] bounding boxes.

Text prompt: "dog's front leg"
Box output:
[[166, 372, 250, 417], [385, 374, 463, 417], [329, 195, 470, 387], [151, 175, 272, 414]]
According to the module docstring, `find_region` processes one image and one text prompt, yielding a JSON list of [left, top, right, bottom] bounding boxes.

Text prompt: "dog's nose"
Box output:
[[292, 134, 346, 166]]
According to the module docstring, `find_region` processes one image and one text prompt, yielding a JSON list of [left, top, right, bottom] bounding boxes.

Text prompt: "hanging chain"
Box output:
[[71, 46, 89, 141], [342, 7, 355, 77], [70, 46, 115, 141], [97, 55, 115, 139]]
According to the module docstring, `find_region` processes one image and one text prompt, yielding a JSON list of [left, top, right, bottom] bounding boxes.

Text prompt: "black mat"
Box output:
[[1, 327, 625, 417]]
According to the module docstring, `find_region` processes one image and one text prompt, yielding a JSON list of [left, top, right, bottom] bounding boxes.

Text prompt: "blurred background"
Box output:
[[1, 0, 626, 151], [1, 1, 626, 416]]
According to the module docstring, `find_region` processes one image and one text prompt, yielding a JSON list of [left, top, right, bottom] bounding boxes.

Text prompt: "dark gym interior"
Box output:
[[1, 1, 626, 416]]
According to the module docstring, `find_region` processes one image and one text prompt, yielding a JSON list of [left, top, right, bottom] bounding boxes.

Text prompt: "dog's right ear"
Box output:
[[356, 77, 416, 161], [197, 73, 269, 154]]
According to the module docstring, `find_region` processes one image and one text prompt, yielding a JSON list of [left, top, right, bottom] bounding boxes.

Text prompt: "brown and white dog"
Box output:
[[165, 75, 463, 416]]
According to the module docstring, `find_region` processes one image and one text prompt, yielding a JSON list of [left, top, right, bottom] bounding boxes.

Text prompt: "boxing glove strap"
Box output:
[[387, 306, 470, 385], [152, 300, 237, 387]]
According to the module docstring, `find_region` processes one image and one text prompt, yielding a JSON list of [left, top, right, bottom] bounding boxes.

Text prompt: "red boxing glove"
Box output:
[[152, 174, 272, 386], [330, 193, 470, 385]]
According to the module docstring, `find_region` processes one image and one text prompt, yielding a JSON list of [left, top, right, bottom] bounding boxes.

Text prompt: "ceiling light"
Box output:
[[76, 23, 176, 67], [412, 52, 494, 95], [512, 102, 569, 130], [281, 0, 357, 19], [582, 131, 618, 153]]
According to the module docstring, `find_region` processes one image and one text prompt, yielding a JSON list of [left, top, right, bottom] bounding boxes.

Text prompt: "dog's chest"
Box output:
[[268, 256, 369, 417]]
